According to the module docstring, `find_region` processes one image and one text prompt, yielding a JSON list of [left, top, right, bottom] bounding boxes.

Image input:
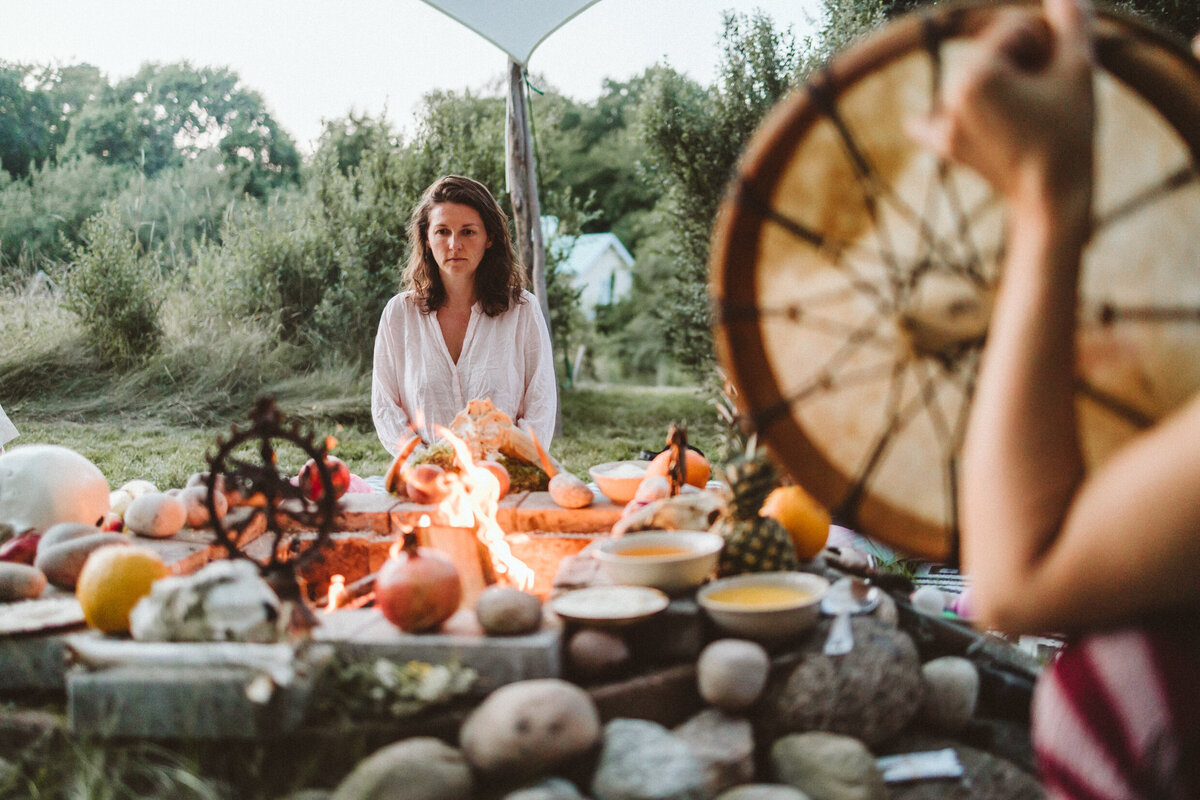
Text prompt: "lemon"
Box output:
[[75, 546, 168, 634], [760, 485, 831, 560]]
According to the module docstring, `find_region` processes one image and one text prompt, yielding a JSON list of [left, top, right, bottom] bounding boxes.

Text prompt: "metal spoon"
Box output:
[[821, 577, 881, 656]]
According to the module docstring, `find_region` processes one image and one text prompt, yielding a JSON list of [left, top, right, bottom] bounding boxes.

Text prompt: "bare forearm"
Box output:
[[961, 201, 1089, 628]]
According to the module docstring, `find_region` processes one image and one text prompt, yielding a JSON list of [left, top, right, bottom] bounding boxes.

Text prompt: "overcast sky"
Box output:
[[1, 0, 824, 153]]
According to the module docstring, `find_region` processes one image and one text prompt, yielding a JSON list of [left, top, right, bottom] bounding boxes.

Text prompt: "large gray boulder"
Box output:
[[762, 617, 922, 747], [674, 709, 755, 794], [591, 718, 713, 800]]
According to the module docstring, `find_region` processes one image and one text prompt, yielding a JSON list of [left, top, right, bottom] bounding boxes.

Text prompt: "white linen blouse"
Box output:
[[371, 289, 557, 456]]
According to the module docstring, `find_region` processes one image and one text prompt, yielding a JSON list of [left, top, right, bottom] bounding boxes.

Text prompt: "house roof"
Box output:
[[557, 232, 634, 277]]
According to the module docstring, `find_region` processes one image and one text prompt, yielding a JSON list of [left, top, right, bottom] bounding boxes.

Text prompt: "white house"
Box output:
[[544, 218, 635, 317]]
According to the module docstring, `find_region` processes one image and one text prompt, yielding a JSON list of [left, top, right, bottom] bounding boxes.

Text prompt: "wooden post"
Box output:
[[507, 57, 563, 435]]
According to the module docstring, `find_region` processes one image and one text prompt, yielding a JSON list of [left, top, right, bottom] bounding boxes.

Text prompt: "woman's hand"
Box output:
[[908, 0, 1095, 226]]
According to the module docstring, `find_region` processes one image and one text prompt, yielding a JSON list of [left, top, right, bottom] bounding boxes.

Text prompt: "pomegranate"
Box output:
[[0, 533, 40, 565], [478, 460, 510, 498], [375, 532, 462, 632], [298, 455, 351, 502], [406, 463, 450, 505]]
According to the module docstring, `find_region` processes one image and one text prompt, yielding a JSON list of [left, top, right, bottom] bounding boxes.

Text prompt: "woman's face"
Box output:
[[427, 202, 492, 282]]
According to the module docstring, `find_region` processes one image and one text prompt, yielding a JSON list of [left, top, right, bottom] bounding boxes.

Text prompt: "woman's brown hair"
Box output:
[[403, 175, 527, 316]]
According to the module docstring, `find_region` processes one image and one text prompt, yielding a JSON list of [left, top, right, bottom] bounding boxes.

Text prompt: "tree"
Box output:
[[0, 62, 53, 179], [638, 11, 803, 378], [66, 62, 300, 196]]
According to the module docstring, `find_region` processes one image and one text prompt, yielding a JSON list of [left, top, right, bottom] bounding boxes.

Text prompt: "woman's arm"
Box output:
[[913, 0, 1200, 633], [515, 292, 558, 451], [372, 298, 414, 457]]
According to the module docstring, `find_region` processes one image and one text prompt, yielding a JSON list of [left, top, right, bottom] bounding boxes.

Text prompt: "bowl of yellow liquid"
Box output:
[[595, 531, 724, 593], [697, 571, 830, 641]]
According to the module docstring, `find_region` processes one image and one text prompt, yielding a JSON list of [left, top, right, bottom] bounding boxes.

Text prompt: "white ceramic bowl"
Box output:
[[696, 571, 830, 641], [594, 530, 724, 594], [588, 460, 650, 504]]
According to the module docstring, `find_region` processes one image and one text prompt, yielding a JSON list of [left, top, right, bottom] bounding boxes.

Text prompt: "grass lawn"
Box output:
[[7, 384, 727, 490]]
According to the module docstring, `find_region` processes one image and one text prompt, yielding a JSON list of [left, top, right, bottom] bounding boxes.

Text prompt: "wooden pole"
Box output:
[[507, 57, 562, 435]]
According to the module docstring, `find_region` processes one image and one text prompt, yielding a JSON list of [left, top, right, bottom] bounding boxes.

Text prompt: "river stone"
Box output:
[[911, 587, 946, 616], [872, 592, 899, 627], [460, 679, 601, 779], [124, 492, 186, 538], [771, 732, 886, 800], [502, 777, 588, 800], [476, 586, 543, 635], [763, 617, 922, 747], [674, 709, 754, 793], [568, 628, 631, 681], [591, 718, 711, 800], [330, 737, 472, 800], [920, 657, 979, 733], [697, 639, 769, 711], [715, 787, 811, 800], [883, 736, 1042, 800]]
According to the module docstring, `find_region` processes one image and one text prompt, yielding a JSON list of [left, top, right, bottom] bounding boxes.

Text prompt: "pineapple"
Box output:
[[713, 449, 800, 576]]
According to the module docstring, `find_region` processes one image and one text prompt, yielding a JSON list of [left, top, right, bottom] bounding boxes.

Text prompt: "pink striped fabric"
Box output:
[[1032, 625, 1200, 799]]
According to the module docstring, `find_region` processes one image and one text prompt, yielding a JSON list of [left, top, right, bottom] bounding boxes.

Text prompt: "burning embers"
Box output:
[[324, 425, 537, 622]]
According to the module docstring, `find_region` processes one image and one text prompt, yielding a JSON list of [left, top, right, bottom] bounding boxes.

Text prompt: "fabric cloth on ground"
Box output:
[[1032, 622, 1200, 799], [371, 289, 556, 457]]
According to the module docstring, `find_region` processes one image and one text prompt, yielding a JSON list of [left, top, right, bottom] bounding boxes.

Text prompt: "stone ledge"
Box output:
[[313, 607, 563, 696]]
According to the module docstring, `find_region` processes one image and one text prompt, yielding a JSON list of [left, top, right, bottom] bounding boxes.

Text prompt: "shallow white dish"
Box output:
[[594, 530, 723, 594], [588, 460, 650, 504], [696, 571, 830, 641], [550, 585, 670, 627]]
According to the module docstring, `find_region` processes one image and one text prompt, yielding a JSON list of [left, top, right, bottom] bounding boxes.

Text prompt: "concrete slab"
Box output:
[[0, 627, 98, 692], [314, 607, 563, 695], [66, 642, 332, 740]]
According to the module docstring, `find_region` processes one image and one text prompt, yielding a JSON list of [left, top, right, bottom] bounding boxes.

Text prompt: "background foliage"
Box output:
[[1, 0, 1191, 424]]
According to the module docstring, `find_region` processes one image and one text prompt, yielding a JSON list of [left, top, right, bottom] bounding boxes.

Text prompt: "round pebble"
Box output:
[[567, 628, 630, 680], [476, 586, 542, 636], [910, 586, 946, 616], [698, 638, 770, 711], [124, 493, 187, 539]]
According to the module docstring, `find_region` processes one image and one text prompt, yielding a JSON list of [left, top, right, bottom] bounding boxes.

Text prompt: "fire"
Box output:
[[324, 574, 346, 614], [433, 424, 536, 591], [388, 517, 428, 559]]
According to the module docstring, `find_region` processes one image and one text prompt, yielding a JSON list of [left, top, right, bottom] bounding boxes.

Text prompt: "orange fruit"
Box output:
[[760, 485, 831, 560], [76, 546, 168, 634], [645, 449, 711, 488]]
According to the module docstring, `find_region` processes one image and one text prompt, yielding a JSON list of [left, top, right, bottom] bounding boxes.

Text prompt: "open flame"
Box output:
[[324, 574, 346, 614], [432, 424, 535, 591]]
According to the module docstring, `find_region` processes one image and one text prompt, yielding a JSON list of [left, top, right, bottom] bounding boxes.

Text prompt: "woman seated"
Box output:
[[372, 175, 556, 457], [910, 1, 1200, 796]]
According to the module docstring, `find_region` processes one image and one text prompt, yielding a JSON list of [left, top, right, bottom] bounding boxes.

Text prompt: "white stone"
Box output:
[[130, 559, 281, 643], [124, 493, 187, 539], [920, 656, 979, 732], [697, 638, 770, 711], [911, 586, 946, 616]]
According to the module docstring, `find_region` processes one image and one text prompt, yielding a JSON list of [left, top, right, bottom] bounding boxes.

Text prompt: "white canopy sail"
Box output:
[[418, 0, 602, 65]]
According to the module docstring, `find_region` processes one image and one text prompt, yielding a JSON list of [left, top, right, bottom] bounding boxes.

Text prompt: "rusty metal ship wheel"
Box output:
[[711, 1, 1200, 561]]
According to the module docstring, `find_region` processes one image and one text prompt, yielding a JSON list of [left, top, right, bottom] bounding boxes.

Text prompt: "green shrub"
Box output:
[[62, 204, 164, 366]]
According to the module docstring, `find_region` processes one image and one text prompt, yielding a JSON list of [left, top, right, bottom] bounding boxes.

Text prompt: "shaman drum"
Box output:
[[710, 1, 1200, 561]]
